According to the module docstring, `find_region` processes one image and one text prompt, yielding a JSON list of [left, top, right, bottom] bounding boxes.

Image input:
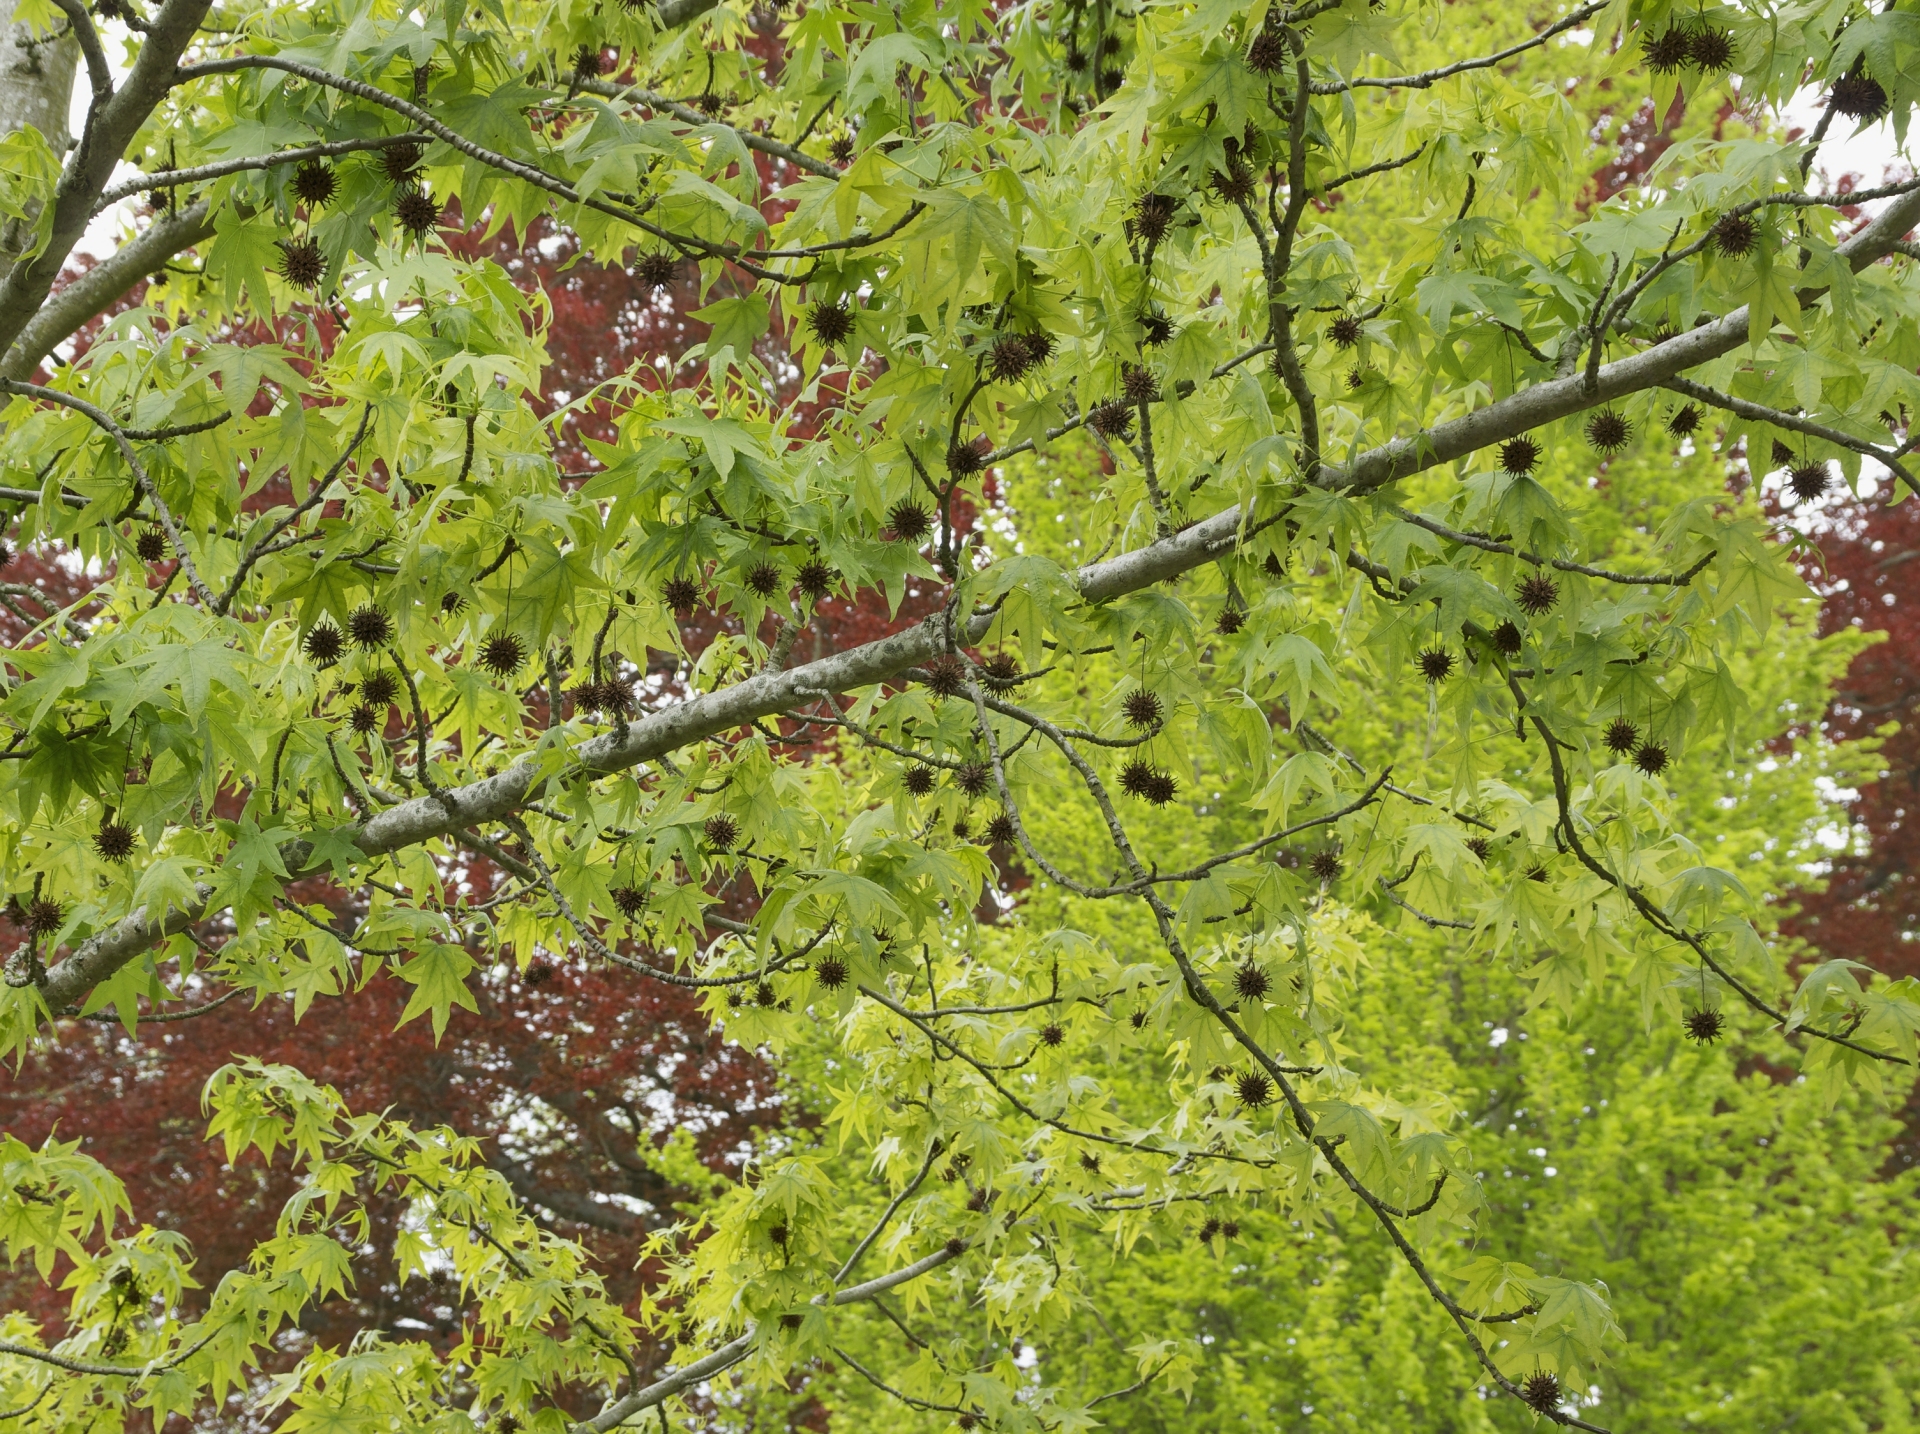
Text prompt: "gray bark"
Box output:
[[0, 0, 76, 154]]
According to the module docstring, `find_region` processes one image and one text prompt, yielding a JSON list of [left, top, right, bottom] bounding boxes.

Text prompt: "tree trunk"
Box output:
[[0, 0, 76, 153]]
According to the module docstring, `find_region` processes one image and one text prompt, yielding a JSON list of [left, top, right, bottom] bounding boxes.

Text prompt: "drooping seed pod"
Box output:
[[1086, 400, 1134, 440], [303, 622, 345, 667], [1233, 963, 1271, 1001], [814, 956, 849, 989], [1788, 462, 1833, 504], [359, 672, 399, 707], [380, 142, 422, 184], [955, 761, 992, 798], [1138, 311, 1174, 346], [636, 252, 679, 290], [347, 604, 394, 649], [1310, 850, 1342, 883], [1684, 1008, 1724, 1043], [1122, 688, 1164, 729], [1121, 364, 1160, 403], [93, 818, 136, 862], [1021, 331, 1057, 365], [1687, 26, 1733, 72], [1133, 192, 1177, 243], [1491, 620, 1524, 656], [795, 558, 837, 601], [704, 813, 740, 850], [1328, 313, 1363, 349], [1465, 836, 1491, 860], [661, 574, 701, 613], [1142, 769, 1178, 805], [1642, 26, 1691, 74], [292, 160, 337, 207], [1234, 1070, 1273, 1108], [979, 651, 1021, 690], [1585, 408, 1632, 453], [1039, 1023, 1064, 1047], [610, 884, 647, 919], [1246, 27, 1287, 74], [1216, 608, 1245, 635], [805, 299, 854, 345], [745, 561, 783, 597], [1709, 212, 1756, 258], [136, 527, 168, 564], [1197, 1216, 1221, 1242], [1211, 158, 1256, 204], [1603, 717, 1640, 754], [1520, 1372, 1561, 1413], [1118, 758, 1156, 800], [393, 189, 441, 235], [573, 43, 605, 77], [1667, 404, 1701, 436], [1418, 646, 1456, 683], [828, 134, 855, 163], [1634, 741, 1670, 775], [348, 702, 381, 735], [947, 436, 992, 476], [1499, 436, 1541, 476], [440, 591, 466, 614], [986, 812, 1017, 844], [24, 897, 64, 936], [903, 765, 937, 796], [479, 632, 527, 678], [1516, 572, 1560, 616], [887, 500, 933, 541], [915, 655, 965, 699], [279, 236, 325, 289], [1832, 65, 1890, 121], [1129, 1009, 1148, 1029], [988, 334, 1037, 382]]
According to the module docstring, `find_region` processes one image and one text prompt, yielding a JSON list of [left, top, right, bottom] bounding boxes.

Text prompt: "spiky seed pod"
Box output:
[[704, 813, 740, 851], [745, 561, 783, 597], [1789, 461, 1834, 503], [1710, 212, 1756, 258], [381, 142, 422, 184], [1122, 364, 1160, 404], [986, 812, 1017, 844], [805, 299, 854, 345], [694, 91, 724, 116], [1233, 963, 1271, 1001], [1129, 1009, 1148, 1029], [1667, 403, 1701, 436], [956, 761, 992, 798], [754, 980, 777, 1007], [93, 819, 136, 862], [952, 816, 971, 839], [1138, 311, 1174, 347], [903, 765, 937, 796], [1133, 192, 1177, 243], [1211, 159, 1256, 204], [596, 680, 634, 717], [955, 1412, 978, 1431], [1832, 66, 1890, 121], [479, 632, 526, 679], [887, 500, 933, 542], [24, 897, 63, 936], [1064, 45, 1087, 71], [571, 682, 607, 715], [947, 436, 991, 476], [1235, 1070, 1274, 1108], [795, 558, 836, 600], [359, 672, 398, 707], [1465, 836, 1492, 860], [1246, 27, 1287, 73], [1142, 769, 1179, 805], [1585, 408, 1632, 453], [1634, 741, 1670, 775], [1221, 1219, 1241, 1239], [988, 334, 1036, 381], [135, 527, 168, 563], [1039, 1023, 1065, 1047], [1643, 26, 1691, 74], [1021, 330, 1057, 365], [394, 190, 440, 234], [1122, 688, 1164, 729], [573, 43, 604, 77], [1119, 758, 1156, 800], [1216, 608, 1245, 635], [348, 702, 381, 735], [347, 604, 393, 649], [1527, 864, 1551, 882], [1684, 1008, 1724, 1043], [1087, 400, 1134, 439], [814, 956, 849, 989], [828, 134, 855, 163], [980, 651, 1022, 690], [1328, 313, 1364, 349], [1418, 646, 1456, 683], [292, 160, 337, 207], [1264, 552, 1284, 579], [661, 575, 701, 613], [1520, 1372, 1562, 1414], [1771, 439, 1796, 468], [1603, 717, 1640, 754], [777, 1313, 803, 1332], [610, 884, 647, 919], [1491, 620, 1524, 656], [1687, 27, 1733, 71], [1100, 33, 1122, 55], [922, 654, 968, 698], [303, 622, 345, 667], [440, 591, 466, 614], [1516, 572, 1561, 616], [1310, 850, 1342, 883], [1499, 436, 1541, 476], [1347, 366, 1366, 391], [636, 252, 679, 290], [1080, 1150, 1100, 1173], [1197, 1217, 1222, 1241]]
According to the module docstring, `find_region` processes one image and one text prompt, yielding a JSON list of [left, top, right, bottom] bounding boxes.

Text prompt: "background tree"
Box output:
[[0, 1, 1916, 1433]]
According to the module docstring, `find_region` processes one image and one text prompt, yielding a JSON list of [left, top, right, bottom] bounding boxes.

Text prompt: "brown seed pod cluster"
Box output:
[[1417, 646, 1455, 683], [1498, 436, 1541, 476], [979, 651, 1022, 690], [381, 142, 422, 184], [1139, 310, 1174, 346], [1133, 192, 1177, 243], [349, 703, 381, 734], [573, 43, 604, 77], [636, 252, 679, 290], [348, 604, 393, 649], [1684, 1008, 1724, 1043], [1216, 608, 1245, 635], [1465, 836, 1491, 861], [24, 896, 64, 936], [828, 134, 855, 163], [1832, 65, 1890, 121], [1520, 1372, 1562, 1414], [360, 672, 398, 707], [1642, 26, 1692, 74], [303, 622, 345, 667], [1688, 28, 1733, 71], [1086, 400, 1134, 440], [922, 654, 968, 697], [795, 557, 837, 600], [1118, 759, 1177, 805], [1211, 158, 1256, 204], [1039, 1023, 1065, 1047], [1121, 364, 1160, 404], [1246, 27, 1287, 73], [1515, 572, 1560, 616], [986, 812, 1017, 844], [479, 631, 526, 678], [805, 299, 854, 345], [441, 591, 466, 614], [610, 884, 647, 919]]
